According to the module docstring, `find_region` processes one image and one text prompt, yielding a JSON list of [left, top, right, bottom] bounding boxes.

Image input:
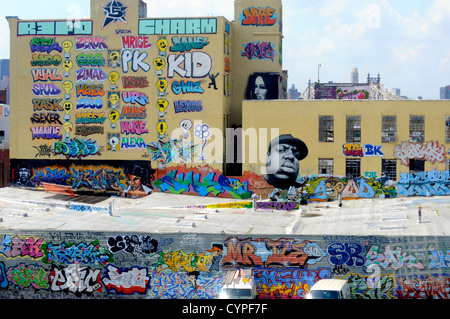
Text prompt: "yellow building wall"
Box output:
[[230, 0, 283, 126], [8, 0, 231, 171], [242, 99, 450, 181]]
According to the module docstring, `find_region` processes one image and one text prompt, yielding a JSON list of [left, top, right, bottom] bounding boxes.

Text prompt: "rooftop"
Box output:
[[0, 187, 449, 237]]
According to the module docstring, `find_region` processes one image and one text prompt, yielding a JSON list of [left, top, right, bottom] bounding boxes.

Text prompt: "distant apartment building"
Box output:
[[440, 85, 450, 99]]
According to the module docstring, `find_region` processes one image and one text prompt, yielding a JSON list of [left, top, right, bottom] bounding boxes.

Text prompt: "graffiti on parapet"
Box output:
[[255, 201, 299, 211], [153, 165, 253, 199], [365, 245, 425, 270], [254, 267, 332, 299], [222, 237, 326, 269], [0, 234, 44, 259], [342, 273, 396, 299], [49, 264, 103, 296], [102, 265, 151, 295], [152, 272, 224, 299], [396, 275, 450, 299], [42, 241, 113, 266]]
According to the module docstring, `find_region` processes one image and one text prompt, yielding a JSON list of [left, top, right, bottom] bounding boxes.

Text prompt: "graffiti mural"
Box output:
[[0, 230, 447, 299], [394, 141, 447, 166], [153, 164, 253, 199], [10, 159, 154, 198]]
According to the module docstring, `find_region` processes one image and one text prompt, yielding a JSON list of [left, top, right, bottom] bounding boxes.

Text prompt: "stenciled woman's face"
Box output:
[[254, 76, 267, 100]]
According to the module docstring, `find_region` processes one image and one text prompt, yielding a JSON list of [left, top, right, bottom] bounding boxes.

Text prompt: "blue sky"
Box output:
[[1, 0, 450, 99]]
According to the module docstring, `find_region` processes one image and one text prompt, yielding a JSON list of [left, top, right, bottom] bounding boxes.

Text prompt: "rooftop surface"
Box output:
[[0, 186, 449, 236]]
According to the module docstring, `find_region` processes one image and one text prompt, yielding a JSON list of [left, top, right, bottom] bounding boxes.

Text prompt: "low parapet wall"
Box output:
[[0, 229, 448, 299]]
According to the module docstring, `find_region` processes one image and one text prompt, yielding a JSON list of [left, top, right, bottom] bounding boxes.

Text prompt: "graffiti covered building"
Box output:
[[242, 99, 450, 200], [7, 0, 284, 198], [8, 0, 450, 204]]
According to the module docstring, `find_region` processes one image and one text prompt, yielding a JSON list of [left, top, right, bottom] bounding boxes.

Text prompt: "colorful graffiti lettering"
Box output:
[[327, 242, 365, 267], [71, 166, 127, 192], [31, 113, 62, 125], [30, 126, 62, 140], [76, 67, 108, 82], [343, 273, 396, 299], [32, 166, 71, 185], [342, 143, 384, 157], [394, 141, 447, 166], [49, 264, 103, 295], [365, 245, 425, 270], [122, 49, 151, 73], [43, 241, 112, 266], [122, 91, 149, 106], [167, 52, 212, 78], [32, 98, 63, 111], [122, 76, 149, 88], [75, 36, 108, 51], [31, 68, 62, 82], [0, 235, 44, 259], [76, 98, 103, 109], [120, 121, 149, 135], [75, 125, 104, 137], [254, 268, 332, 299], [75, 112, 106, 124], [30, 37, 62, 53], [103, 265, 150, 294], [256, 201, 299, 210], [241, 41, 276, 61], [31, 54, 62, 67], [32, 83, 61, 97], [301, 176, 397, 201], [170, 36, 209, 52], [147, 138, 197, 164], [53, 137, 100, 159], [154, 169, 253, 199], [397, 169, 450, 197], [7, 263, 49, 289], [174, 100, 203, 113], [155, 249, 213, 273], [396, 274, 450, 299], [121, 137, 147, 150], [76, 53, 106, 67], [152, 272, 223, 299], [240, 7, 278, 26], [120, 106, 147, 119], [121, 35, 152, 50], [222, 238, 326, 268], [172, 80, 204, 94]]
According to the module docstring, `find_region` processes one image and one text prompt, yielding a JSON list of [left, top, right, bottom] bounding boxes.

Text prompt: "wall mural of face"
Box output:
[[265, 134, 308, 190], [254, 76, 268, 100], [245, 73, 279, 100]]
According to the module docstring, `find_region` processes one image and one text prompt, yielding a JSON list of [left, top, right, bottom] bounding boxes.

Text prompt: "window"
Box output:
[[345, 158, 360, 178], [319, 158, 334, 175], [409, 115, 425, 143], [446, 116, 450, 143], [409, 159, 425, 173], [381, 159, 397, 181], [319, 116, 334, 142], [382, 115, 397, 143], [346, 116, 361, 143]]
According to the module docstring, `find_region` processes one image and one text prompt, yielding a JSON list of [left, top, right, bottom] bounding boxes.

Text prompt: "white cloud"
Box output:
[[427, 0, 450, 24]]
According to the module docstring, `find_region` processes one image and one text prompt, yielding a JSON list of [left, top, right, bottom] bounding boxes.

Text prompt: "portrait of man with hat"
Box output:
[[265, 134, 308, 190]]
